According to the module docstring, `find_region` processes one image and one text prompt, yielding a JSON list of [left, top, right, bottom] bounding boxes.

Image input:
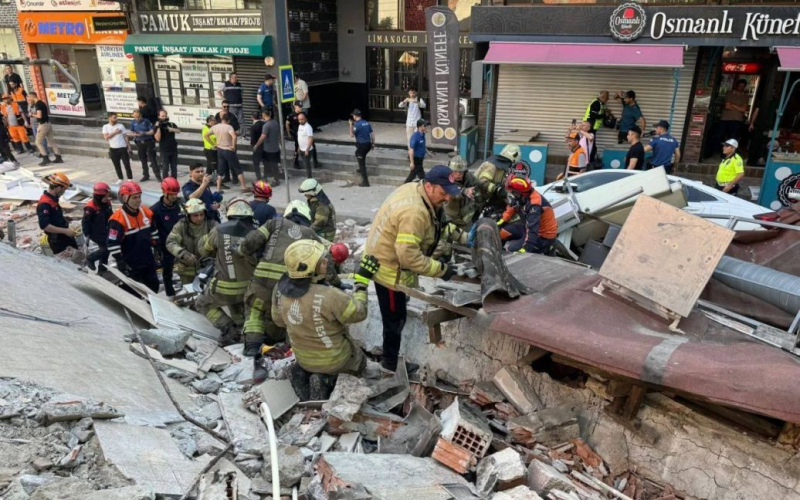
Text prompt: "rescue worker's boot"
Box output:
[[253, 351, 268, 384], [309, 373, 336, 401], [243, 296, 267, 356], [289, 363, 311, 402]]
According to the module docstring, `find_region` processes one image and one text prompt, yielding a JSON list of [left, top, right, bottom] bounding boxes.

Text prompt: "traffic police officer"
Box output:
[[716, 139, 745, 196]]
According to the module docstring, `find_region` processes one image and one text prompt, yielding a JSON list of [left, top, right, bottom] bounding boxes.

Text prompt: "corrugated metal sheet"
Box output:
[[233, 56, 267, 129], [494, 49, 697, 158]]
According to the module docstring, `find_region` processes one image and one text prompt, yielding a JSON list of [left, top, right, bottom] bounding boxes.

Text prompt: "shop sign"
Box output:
[[692, 114, 704, 123], [690, 129, 702, 137], [162, 105, 216, 130], [15, 0, 120, 12], [92, 16, 128, 33], [124, 37, 270, 56], [137, 12, 262, 33], [19, 13, 127, 45], [45, 84, 85, 117], [722, 62, 762, 74], [425, 7, 459, 146], [609, 3, 646, 42], [366, 33, 471, 47], [777, 173, 800, 207]]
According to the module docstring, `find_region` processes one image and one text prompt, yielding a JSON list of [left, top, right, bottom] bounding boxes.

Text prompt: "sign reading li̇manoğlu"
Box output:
[[425, 6, 459, 147]]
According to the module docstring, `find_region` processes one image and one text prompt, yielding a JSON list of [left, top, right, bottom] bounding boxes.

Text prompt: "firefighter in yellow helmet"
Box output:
[[299, 178, 336, 241], [475, 144, 520, 211], [196, 198, 257, 342], [166, 198, 217, 286], [271, 240, 379, 400]]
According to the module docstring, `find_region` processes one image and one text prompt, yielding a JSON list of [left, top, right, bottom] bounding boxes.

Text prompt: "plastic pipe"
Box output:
[[259, 402, 281, 500]]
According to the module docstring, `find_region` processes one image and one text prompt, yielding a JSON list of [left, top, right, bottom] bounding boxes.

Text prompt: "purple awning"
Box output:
[[777, 47, 800, 72], [483, 42, 684, 68]]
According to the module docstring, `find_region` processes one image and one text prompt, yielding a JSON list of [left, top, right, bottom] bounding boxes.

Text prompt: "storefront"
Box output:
[[124, 11, 271, 129], [18, 9, 130, 118], [470, 4, 800, 166]]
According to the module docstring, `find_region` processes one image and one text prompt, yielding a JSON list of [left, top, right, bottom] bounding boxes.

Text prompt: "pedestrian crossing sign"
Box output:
[[279, 65, 295, 103]]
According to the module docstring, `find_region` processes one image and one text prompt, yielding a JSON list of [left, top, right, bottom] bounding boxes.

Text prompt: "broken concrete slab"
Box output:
[[130, 328, 190, 356], [508, 406, 580, 448], [336, 432, 361, 453], [36, 396, 122, 424], [317, 452, 472, 500], [470, 381, 506, 407], [191, 373, 223, 394], [129, 343, 200, 377], [93, 421, 210, 496], [493, 366, 543, 415], [323, 374, 373, 421], [378, 402, 441, 457], [83, 486, 155, 500], [19, 473, 60, 495], [490, 485, 544, 500], [194, 341, 232, 373], [218, 391, 269, 455], [28, 477, 94, 500], [327, 407, 404, 441], [205, 457, 252, 500], [263, 444, 306, 488], [527, 460, 576, 496], [150, 293, 221, 341], [257, 378, 299, 420], [476, 448, 527, 494]]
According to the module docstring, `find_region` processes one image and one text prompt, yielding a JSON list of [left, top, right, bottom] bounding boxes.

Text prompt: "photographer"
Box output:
[[182, 163, 222, 222]]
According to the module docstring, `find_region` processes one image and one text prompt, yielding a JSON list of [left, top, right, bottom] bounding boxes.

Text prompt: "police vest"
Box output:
[[584, 99, 605, 131]]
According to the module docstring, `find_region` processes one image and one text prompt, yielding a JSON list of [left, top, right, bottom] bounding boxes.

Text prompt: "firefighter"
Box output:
[[501, 176, 558, 255], [166, 199, 217, 287], [299, 178, 336, 241], [437, 155, 480, 259], [237, 200, 348, 356], [271, 240, 379, 400], [197, 198, 258, 342], [107, 181, 160, 293], [365, 165, 461, 373], [150, 178, 184, 297], [37, 172, 83, 263], [250, 180, 277, 227], [475, 144, 520, 211], [82, 182, 112, 272]]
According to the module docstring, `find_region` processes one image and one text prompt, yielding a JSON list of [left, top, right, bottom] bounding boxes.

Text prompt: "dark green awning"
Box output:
[[124, 34, 272, 57]]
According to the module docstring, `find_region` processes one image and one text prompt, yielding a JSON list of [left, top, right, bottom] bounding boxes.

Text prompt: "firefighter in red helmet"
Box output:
[[150, 177, 184, 296], [82, 182, 113, 272]]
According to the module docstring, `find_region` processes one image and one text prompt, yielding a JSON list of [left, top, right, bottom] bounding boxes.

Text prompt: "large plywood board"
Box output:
[[599, 196, 734, 317]]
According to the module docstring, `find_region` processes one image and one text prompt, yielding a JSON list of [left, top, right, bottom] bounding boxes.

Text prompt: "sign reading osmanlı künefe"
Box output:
[[425, 6, 460, 147]]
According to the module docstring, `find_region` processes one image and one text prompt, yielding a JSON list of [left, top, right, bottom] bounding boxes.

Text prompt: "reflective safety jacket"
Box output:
[[365, 182, 446, 289], [107, 205, 157, 270], [199, 218, 257, 296], [584, 98, 606, 131], [475, 155, 512, 208], [166, 217, 217, 278], [307, 193, 336, 241], [502, 189, 558, 251], [272, 281, 367, 373]]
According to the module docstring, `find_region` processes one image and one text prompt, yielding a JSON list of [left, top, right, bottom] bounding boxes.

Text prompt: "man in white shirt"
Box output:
[[296, 112, 314, 179], [398, 87, 426, 143], [102, 112, 133, 183]]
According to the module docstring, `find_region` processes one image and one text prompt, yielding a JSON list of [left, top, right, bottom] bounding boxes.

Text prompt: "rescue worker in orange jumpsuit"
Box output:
[[500, 176, 558, 255], [107, 181, 160, 293], [1, 93, 35, 154]]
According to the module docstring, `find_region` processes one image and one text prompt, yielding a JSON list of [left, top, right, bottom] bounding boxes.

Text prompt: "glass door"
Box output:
[[368, 47, 391, 122]]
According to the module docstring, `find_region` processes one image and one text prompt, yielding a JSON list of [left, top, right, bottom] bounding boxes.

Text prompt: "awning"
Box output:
[[124, 34, 272, 57], [776, 46, 800, 72], [483, 42, 684, 68]]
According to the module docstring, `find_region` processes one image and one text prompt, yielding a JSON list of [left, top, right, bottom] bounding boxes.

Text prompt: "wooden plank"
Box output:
[[599, 196, 734, 318], [682, 398, 783, 438], [622, 386, 646, 420], [420, 307, 463, 327], [428, 324, 442, 344]]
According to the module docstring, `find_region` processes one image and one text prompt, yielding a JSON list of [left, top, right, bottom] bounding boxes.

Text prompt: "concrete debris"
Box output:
[[218, 391, 269, 455], [277, 411, 328, 446], [327, 406, 404, 441], [263, 443, 306, 487], [508, 406, 580, 447], [191, 373, 223, 394], [149, 293, 221, 341], [93, 421, 210, 496], [36, 397, 122, 424], [493, 366, 543, 415], [19, 474, 60, 495], [476, 448, 527, 494], [57, 444, 83, 468], [323, 374, 373, 422], [82, 486, 156, 500], [256, 378, 299, 420], [491, 485, 544, 500], [128, 328, 191, 356], [470, 381, 506, 407], [527, 460, 576, 496], [440, 397, 493, 459], [129, 342, 200, 377], [316, 452, 472, 499], [203, 457, 252, 500], [378, 402, 441, 456], [27, 477, 95, 499], [432, 437, 478, 474], [335, 432, 361, 453]]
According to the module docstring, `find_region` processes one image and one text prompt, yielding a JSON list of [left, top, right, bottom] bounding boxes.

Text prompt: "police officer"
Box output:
[[197, 198, 258, 342], [365, 165, 461, 373], [37, 172, 83, 263], [107, 181, 159, 293], [349, 109, 374, 187], [475, 144, 520, 212], [584, 90, 610, 163], [82, 182, 112, 272], [250, 180, 277, 227], [644, 120, 681, 175], [271, 240, 378, 400], [716, 139, 745, 196], [150, 178, 184, 297], [299, 178, 336, 241], [166, 199, 217, 287]]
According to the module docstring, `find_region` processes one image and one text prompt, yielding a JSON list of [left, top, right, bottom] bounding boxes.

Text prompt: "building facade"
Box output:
[[1, 1, 31, 92]]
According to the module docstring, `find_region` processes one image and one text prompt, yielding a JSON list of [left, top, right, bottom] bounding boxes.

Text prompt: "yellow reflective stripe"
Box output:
[[254, 269, 284, 280], [428, 259, 441, 275], [340, 299, 357, 323], [396, 233, 421, 244], [258, 226, 270, 239], [258, 262, 287, 272]]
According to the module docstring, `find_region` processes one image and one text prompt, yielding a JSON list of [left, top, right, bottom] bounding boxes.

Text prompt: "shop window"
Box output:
[[137, 0, 258, 10], [367, 0, 400, 30], [394, 50, 421, 92], [405, 0, 435, 31], [152, 55, 232, 109], [0, 28, 22, 82], [368, 48, 390, 90]]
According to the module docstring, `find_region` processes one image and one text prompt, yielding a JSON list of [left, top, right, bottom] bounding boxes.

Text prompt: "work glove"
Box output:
[[467, 223, 478, 248], [440, 265, 457, 282], [337, 282, 354, 291], [518, 248, 527, 253], [438, 255, 451, 266], [496, 219, 505, 227], [179, 250, 198, 267], [354, 255, 380, 286]]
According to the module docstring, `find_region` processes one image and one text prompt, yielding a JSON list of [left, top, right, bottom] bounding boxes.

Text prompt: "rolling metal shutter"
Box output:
[[493, 48, 697, 159], [233, 56, 267, 129]]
